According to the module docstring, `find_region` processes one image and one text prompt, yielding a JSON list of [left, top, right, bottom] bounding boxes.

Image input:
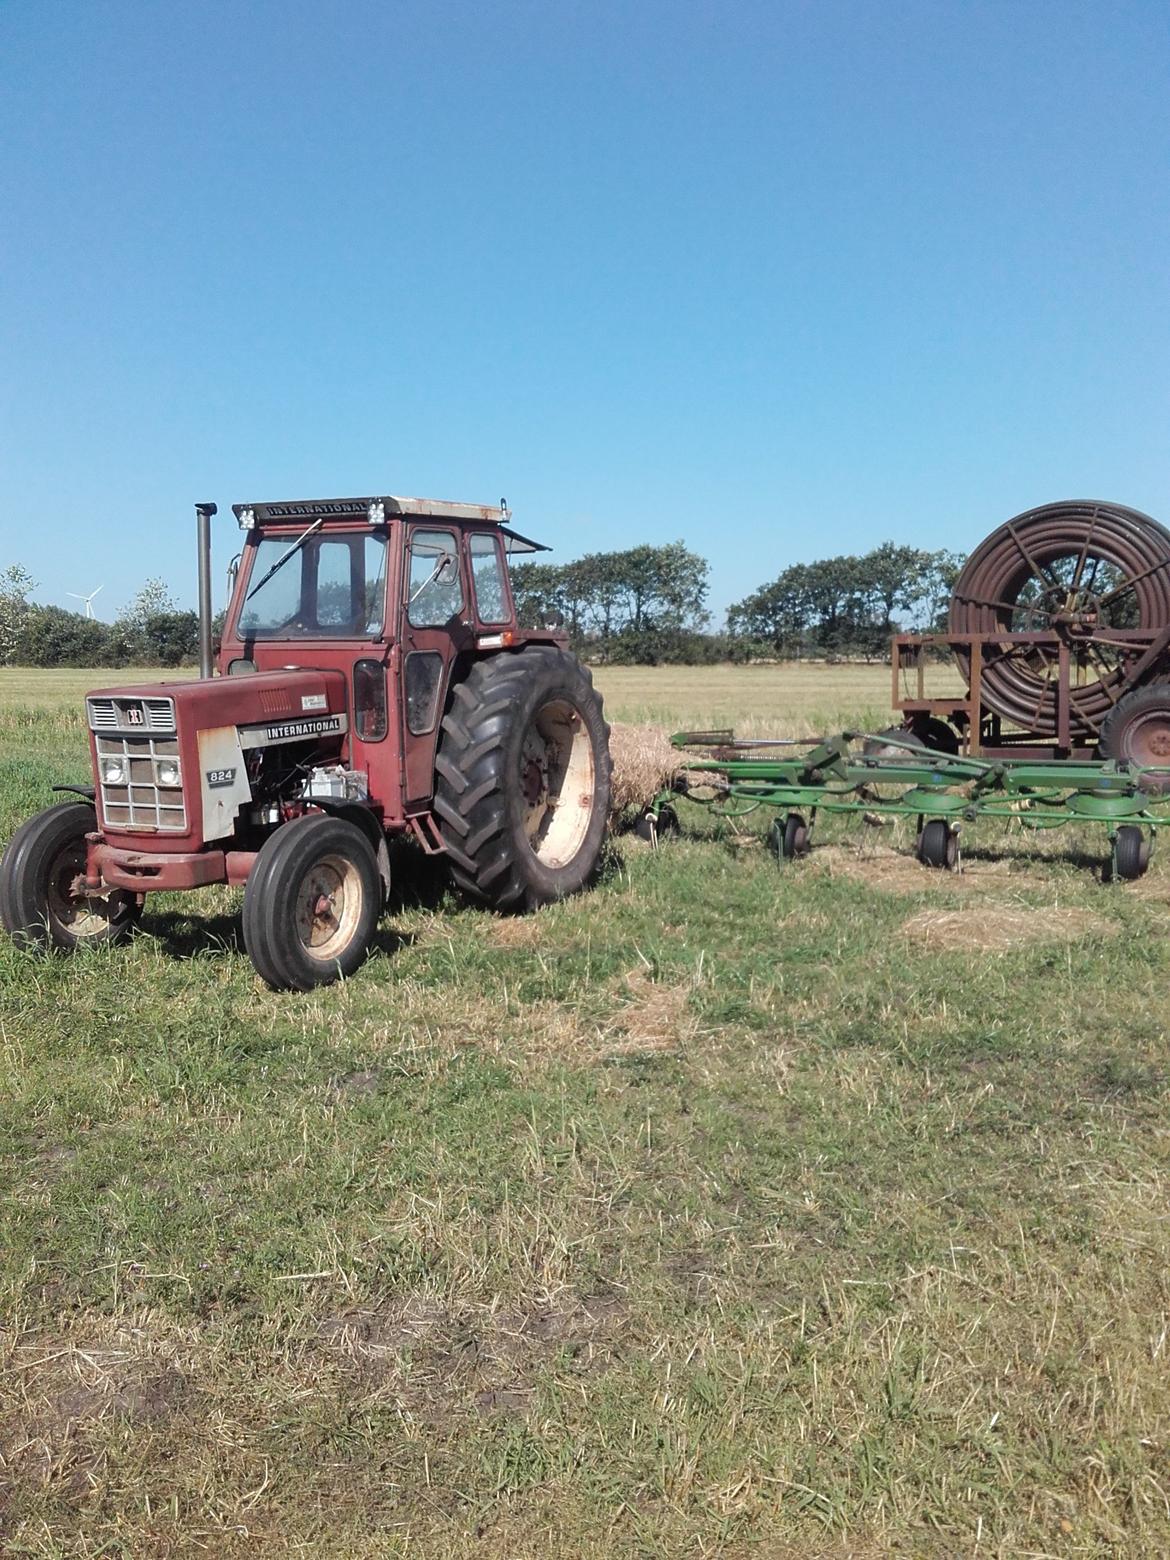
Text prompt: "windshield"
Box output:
[[237, 531, 388, 639]]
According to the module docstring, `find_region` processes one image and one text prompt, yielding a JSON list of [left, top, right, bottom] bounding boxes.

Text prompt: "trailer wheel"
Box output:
[[0, 802, 140, 951], [1111, 825, 1151, 882], [1099, 684, 1170, 793], [242, 814, 381, 991], [434, 647, 612, 910], [918, 819, 958, 870]]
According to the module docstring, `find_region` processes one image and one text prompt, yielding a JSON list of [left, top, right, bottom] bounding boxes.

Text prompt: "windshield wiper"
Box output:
[[246, 517, 326, 601]]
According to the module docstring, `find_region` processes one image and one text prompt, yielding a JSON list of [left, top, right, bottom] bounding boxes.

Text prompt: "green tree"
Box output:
[[0, 564, 37, 664], [14, 605, 112, 667]]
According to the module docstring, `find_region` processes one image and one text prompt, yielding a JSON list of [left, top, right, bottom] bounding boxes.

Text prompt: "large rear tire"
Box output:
[[433, 647, 612, 910], [242, 814, 382, 991], [0, 802, 140, 951]]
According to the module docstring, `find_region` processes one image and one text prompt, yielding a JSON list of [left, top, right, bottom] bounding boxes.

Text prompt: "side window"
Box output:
[[407, 530, 462, 628], [469, 533, 510, 625]]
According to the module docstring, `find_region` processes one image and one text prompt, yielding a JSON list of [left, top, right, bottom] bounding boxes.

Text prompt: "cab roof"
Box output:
[[230, 494, 550, 552], [232, 495, 509, 526]]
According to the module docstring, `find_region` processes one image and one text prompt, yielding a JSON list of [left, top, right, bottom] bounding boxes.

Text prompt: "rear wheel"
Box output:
[[0, 802, 139, 950], [242, 814, 382, 990], [434, 647, 612, 909]]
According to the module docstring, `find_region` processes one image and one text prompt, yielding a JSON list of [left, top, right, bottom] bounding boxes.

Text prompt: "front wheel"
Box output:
[[242, 814, 382, 991], [0, 802, 140, 950]]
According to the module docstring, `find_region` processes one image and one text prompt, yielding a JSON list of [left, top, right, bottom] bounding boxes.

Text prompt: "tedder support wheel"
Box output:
[[433, 646, 612, 910], [918, 818, 958, 870], [242, 814, 382, 991], [1099, 684, 1170, 794], [0, 801, 140, 951], [1111, 825, 1151, 882], [782, 812, 810, 859]]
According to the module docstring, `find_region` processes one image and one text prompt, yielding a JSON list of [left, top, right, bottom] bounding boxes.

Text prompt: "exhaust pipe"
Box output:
[[195, 502, 217, 679]]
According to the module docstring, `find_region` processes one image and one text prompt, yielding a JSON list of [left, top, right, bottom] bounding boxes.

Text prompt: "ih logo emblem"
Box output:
[[125, 705, 144, 726]]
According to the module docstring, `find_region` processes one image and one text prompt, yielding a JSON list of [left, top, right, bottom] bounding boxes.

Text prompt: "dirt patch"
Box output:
[[608, 722, 680, 815], [330, 1067, 384, 1096], [899, 904, 1114, 953], [317, 1288, 630, 1419]]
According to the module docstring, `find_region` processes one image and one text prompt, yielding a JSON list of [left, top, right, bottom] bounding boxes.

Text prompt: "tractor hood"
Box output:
[[86, 669, 350, 848]]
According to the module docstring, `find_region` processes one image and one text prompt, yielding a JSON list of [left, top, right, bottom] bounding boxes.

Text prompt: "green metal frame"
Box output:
[[650, 730, 1170, 873]]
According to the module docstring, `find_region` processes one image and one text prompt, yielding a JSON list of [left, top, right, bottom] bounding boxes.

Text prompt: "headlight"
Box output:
[[156, 759, 181, 787], [101, 757, 126, 785]]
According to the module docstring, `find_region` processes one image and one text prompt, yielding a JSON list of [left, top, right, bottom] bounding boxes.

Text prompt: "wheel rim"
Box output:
[[294, 852, 364, 961], [46, 839, 128, 939], [518, 698, 596, 868], [1122, 707, 1170, 768]]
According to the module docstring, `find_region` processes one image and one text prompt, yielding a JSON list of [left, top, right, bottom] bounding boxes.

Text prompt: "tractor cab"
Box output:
[[219, 496, 556, 824]]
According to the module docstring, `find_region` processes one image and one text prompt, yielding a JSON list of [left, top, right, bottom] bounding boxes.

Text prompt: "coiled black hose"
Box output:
[[948, 500, 1170, 737]]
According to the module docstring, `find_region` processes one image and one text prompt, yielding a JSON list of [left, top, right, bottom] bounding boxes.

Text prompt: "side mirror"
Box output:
[[227, 553, 240, 593]]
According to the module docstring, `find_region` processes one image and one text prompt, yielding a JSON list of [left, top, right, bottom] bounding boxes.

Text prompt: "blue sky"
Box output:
[[1, 0, 1167, 624]]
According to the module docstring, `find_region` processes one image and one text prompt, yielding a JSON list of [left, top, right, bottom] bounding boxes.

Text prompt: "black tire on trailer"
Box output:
[[433, 646, 612, 910], [865, 721, 959, 758], [912, 717, 961, 755], [0, 801, 140, 951], [918, 818, 958, 870], [1099, 683, 1170, 793], [1112, 825, 1151, 882], [242, 814, 382, 991]]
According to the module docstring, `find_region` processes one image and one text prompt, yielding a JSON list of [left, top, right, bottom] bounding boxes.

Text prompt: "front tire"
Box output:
[[434, 647, 612, 910], [0, 802, 139, 950], [242, 814, 382, 991]]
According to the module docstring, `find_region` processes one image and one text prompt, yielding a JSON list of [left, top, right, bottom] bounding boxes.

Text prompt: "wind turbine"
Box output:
[[67, 586, 104, 619]]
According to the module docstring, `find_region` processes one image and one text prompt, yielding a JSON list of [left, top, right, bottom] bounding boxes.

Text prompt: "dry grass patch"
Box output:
[[812, 841, 1055, 897], [900, 903, 1115, 953]]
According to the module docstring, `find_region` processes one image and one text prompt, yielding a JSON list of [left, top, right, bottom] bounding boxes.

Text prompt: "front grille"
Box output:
[[88, 696, 176, 734], [96, 735, 187, 833]]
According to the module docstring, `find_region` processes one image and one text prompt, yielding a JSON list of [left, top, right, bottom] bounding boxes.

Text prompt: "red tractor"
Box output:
[[0, 496, 612, 989]]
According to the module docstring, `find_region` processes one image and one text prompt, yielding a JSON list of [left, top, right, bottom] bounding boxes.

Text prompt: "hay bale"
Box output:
[[607, 722, 681, 816]]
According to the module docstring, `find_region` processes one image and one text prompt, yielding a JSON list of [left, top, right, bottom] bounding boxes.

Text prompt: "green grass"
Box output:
[[1, 666, 1169, 1555]]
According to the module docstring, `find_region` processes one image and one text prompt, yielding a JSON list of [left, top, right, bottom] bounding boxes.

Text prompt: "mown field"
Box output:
[[1, 664, 1169, 1557]]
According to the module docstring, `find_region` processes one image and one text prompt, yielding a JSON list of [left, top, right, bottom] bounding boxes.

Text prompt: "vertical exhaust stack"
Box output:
[[195, 502, 217, 679]]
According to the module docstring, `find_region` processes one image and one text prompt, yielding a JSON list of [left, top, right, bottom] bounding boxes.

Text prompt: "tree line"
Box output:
[[1, 539, 966, 668], [0, 567, 201, 668], [512, 540, 964, 663]]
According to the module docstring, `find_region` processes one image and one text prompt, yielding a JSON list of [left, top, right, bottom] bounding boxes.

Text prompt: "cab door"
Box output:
[[399, 526, 472, 806]]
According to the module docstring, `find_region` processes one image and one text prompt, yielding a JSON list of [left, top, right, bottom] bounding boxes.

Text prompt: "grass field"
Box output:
[[2, 664, 1169, 1556]]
